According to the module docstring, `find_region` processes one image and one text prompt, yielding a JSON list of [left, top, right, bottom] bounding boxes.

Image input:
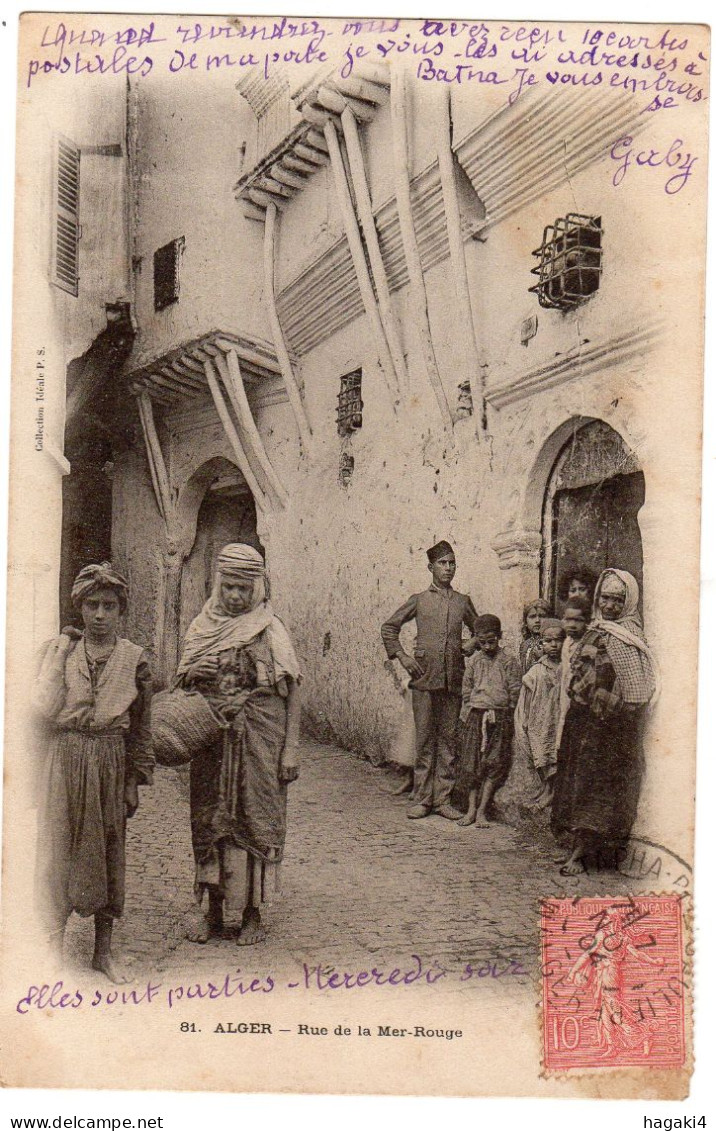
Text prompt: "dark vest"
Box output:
[[412, 588, 472, 693]]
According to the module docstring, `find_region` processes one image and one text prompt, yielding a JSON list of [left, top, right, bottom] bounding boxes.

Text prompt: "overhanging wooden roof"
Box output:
[[127, 329, 289, 408]]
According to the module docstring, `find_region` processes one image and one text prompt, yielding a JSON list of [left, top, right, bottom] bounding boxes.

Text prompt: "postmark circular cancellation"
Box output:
[[540, 892, 691, 1073]]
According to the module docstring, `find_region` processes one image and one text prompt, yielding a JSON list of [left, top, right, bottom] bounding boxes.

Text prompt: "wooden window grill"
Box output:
[[530, 214, 603, 311], [153, 237, 184, 311], [336, 369, 363, 437], [51, 136, 81, 296]]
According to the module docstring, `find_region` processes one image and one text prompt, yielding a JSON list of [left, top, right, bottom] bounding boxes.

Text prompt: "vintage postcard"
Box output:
[[1, 9, 710, 1101]]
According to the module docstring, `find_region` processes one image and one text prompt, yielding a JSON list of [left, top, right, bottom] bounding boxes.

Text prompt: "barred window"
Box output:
[[530, 214, 603, 311], [51, 136, 81, 296], [153, 237, 184, 311], [336, 369, 363, 437]]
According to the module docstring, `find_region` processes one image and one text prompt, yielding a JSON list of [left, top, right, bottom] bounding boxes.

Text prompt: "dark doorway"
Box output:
[[59, 431, 114, 628], [179, 476, 261, 643], [542, 420, 644, 612]]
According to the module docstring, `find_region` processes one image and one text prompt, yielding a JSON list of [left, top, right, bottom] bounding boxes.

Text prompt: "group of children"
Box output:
[[458, 591, 592, 828], [381, 542, 595, 828]]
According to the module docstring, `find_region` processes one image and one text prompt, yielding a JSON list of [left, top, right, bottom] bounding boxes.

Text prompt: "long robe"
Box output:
[[33, 636, 153, 926]]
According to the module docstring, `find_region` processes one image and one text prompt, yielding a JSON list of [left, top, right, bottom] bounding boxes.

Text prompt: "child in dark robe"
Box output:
[[556, 597, 591, 751]]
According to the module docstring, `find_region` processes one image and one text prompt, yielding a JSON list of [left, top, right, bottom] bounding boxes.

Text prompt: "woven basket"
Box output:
[[151, 688, 225, 767]]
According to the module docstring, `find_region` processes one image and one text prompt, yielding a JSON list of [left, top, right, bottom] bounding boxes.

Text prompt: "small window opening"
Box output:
[[530, 214, 602, 311], [338, 453, 355, 486], [336, 368, 363, 437], [154, 237, 184, 311]]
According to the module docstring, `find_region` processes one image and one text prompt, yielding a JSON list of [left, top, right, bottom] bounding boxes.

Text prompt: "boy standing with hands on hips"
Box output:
[[381, 541, 479, 820]]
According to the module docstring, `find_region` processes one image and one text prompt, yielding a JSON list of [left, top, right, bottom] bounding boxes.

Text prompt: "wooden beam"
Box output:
[[391, 69, 454, 436], [270, 164, 308, 190], [315, 87, 347, 114], [213, 337, 283, 375], [282, 153, 318, 175], [293, 143, 330, 166], [435, 85, 481, 442], [137, 392, 172, 523], [242, 201, 268, 223], [323, 118, 399, 402], [247, 186, 288, 210], [172, 355, 205, 375], [341, 105, 408, 395], [301, 103, 334, 129], [263, 202, 314, 456], [306, 128, 330, 152], [165, 362, 206, 390], [255, 174, 292, 199], [220, 348, 289, 507], [333, 75, 390, 104], [203, 358, 268, 512]]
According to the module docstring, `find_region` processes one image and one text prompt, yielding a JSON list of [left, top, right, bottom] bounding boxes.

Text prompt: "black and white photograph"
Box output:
[[0, 5, 711, 1105]]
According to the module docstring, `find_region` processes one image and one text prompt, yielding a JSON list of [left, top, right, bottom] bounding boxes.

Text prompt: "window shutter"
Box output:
[[51, 135, 80, 296]]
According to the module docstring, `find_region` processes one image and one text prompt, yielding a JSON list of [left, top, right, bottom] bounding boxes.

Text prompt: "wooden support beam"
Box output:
[[319, 86, 375, 122], [282, 153, 318, 175], [323, 118, 399, 403], [270, 164, 307, 190], [332, 75, 390, 105], [154, 369, 205, 398], [341, 106, 408, 395], [134, 382, 174, 408], [255, 174, 292, 198], [242, 201, 268, 223], [213, 338, 283, 375], [220, 348, 289, 507], [263, 202, 314, 456], [172, 355, 205, 375], [247, 186, 288, 210], [315, 87, 347, 114], [293, 143, 330, 166], [203, 358, 268, 512], [165, 362, 206, 390], [390, 69, 454, 436], [301, 103, 334, 129], [435, 86, 481, 442], [306, 128, 329, 152], [137, 392, 172, 523]]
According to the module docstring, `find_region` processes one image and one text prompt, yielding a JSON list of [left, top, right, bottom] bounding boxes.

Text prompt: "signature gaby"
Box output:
[[610, 136, 697, 194]]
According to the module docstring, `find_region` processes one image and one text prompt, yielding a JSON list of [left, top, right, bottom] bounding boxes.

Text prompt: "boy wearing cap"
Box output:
[[456, 614, 522, 828], [381, 541, 479, 820]]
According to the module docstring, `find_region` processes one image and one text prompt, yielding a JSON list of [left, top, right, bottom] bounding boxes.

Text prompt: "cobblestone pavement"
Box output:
[[65, 739, 663, 984]]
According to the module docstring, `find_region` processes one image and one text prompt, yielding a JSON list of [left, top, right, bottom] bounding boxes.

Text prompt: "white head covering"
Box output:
[[592, 569, 658, 704], [176, 544, 300, 681]]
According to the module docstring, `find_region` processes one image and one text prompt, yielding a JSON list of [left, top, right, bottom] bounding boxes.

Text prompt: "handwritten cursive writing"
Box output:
[[610, 135, 698, 194]]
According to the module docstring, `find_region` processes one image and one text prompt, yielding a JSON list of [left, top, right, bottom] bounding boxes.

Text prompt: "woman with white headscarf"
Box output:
[[176, 544, 301, 945], [551, 569, 658, 876]]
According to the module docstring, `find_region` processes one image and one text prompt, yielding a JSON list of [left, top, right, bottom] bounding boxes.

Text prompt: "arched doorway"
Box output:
[[179, 462, 262, 643], [541, 420, 644, 609]]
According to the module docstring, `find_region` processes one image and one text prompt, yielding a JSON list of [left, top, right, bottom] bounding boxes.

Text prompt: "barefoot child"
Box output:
[[456, 614, 521, 828], [513, 619, 565, 811], [32, 564, 154, 982]]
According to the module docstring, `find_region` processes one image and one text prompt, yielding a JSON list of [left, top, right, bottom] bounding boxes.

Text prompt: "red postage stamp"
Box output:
[[541, 895, 687, 1071]]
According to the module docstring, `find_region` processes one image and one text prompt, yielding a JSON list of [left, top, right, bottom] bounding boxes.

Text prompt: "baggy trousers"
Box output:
[[411, 689, 462, 810]]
